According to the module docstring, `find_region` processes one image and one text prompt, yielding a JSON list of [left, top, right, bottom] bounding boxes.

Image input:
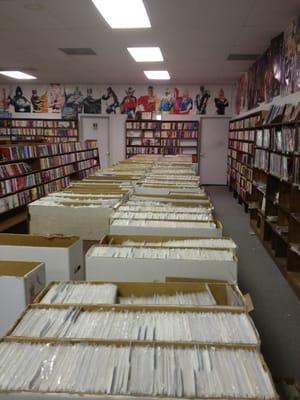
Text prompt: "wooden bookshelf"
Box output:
[[0, 118, 78, 143], [228, 107, 300, 298], [125, 120, 199, 163], [227, 112, 263, 210], [0, 141, 100, 231]]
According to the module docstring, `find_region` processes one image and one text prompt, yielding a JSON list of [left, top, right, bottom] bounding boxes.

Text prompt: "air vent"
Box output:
[[227, 54, 259, 61], [59, 48, 97, 56]]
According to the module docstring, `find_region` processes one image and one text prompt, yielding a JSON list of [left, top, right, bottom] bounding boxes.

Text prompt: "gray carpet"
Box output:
[[205, 186, 300, 382]]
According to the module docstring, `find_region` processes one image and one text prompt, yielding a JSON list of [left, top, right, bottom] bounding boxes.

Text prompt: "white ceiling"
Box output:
[[0, 0, 299, 84]]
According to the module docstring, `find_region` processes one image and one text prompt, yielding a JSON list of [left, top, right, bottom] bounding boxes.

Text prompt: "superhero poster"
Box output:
[[281, 17, 299, 96], [235, 74, 248, 115], [247, 62, 257, 110], [254, 51, 268, 107], [48, 84, 65, 113], [293, 16, 300, 93], [31, 89, 48, 113], [172, 88, 193, 114], [8, 86, 31, 112], [269, 33, 284, 100], [82, 88, 102, 114], [62, 86, 84, 119], [120, 87, 137, 119], [0, 88, 9, 112], [137, 86, 158, 112]]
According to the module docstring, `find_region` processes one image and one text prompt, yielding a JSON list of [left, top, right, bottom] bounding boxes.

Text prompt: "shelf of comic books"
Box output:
[[0, 141, 100, 232], [0, 118, 78, 143], [126, 120, 199, 164], [228, 105, 300, 298]]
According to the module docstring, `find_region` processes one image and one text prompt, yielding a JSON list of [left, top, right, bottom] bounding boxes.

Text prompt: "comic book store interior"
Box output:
[[0, 0, 300, 398]]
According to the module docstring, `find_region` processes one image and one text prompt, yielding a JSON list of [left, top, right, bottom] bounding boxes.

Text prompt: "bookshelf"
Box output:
[[228, 106, 300, 297], [125, 120, 199, 163], [0, 118, 78, 143], [0, 141, 100, 231]]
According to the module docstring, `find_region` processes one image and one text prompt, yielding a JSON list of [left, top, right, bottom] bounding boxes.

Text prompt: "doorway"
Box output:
[[80, 116, 110, 168], [200, 117, 230, 185]]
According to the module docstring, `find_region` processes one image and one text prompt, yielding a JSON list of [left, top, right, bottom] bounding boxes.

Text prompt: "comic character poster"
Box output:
[[82, 88, 102, 114], [195, 86, 210, 114], [137, 86, 158, 112], [49, 83, 65, 113], [293, 16, 300, 93], [8, 86, 31, 112], [235, 75, 245, 115], [269, 33, 284, 100], [254, 51, 268, 107], [214, 88, 229, 115], [120, 87, 137, 119], [236, 73, 248, 114], [173, 88, 193, 114], [102, 87, 120, 114], [281, 18, 298, 96], [159, 88, 174, 112], [31, 89, 48, 112], [247, 62, 257, 110], [62, 86, 84, 119], [0, 88, 9, 112]]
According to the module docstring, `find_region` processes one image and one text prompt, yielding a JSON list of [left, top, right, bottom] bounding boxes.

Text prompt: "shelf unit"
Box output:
[[0, 141, 100, 231], [0, 118, 78, 143], [125, 120, 199, 163], [228, 109, 300, 298], [227, 112, 264, 210]]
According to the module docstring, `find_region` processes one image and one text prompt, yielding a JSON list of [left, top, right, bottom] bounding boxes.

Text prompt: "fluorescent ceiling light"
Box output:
[[128, 47, 163, 62], [0, 71, 37, 80], [144, 70, 170, 80], [91, 0, 151, 28]]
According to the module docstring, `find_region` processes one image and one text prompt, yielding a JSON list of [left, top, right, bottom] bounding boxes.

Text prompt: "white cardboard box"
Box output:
[[134, 186, 203, 195], [86, 252, 237, 283], [0, 234, 84, 283], [29, 202, 118, 240], [0, 260, 45, 336], [110, 220, 223, 238]]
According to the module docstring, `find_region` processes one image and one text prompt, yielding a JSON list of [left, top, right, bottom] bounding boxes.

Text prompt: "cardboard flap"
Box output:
[[244, 293, 254, 312]]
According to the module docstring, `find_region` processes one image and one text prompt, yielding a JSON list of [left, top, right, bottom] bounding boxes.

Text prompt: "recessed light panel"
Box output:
[[0, 71, 37, 80], [91, 0, 151, 28], [144, 70, 170, 80], [127, 47, 163, 62]]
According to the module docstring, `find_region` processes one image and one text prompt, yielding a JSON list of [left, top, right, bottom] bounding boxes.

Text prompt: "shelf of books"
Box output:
[[0, 118, 78, 143], [228, 104, 300, 298], [0, 140, 100, 231], [126, 120, 199, 163]]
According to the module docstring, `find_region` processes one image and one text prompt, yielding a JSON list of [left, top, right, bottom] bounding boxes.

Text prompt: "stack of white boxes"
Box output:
[[0, 154, 278, 400]]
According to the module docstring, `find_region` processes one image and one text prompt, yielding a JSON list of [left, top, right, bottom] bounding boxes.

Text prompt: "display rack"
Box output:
[[125, 120, 199, 163], [0, 118, 78, 143], [228, 109, 300, 297], [0, 140, 100, 231]]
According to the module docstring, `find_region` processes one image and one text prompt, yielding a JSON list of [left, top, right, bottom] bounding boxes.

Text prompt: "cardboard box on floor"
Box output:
[[110, 219, 223, 238], [99, 234, 237, 254], [85, 245, 237, 283], [5, 303, 260, 347], [0, 234, 84, 283], [29, 188, 125, 240], [131, 193, 212, 205], [0, 337, 278, 400], [0, 260, 45, 336], [29, 203, 116, 240], [33, 280, 246, 311], [134, 185, 204, 195]]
